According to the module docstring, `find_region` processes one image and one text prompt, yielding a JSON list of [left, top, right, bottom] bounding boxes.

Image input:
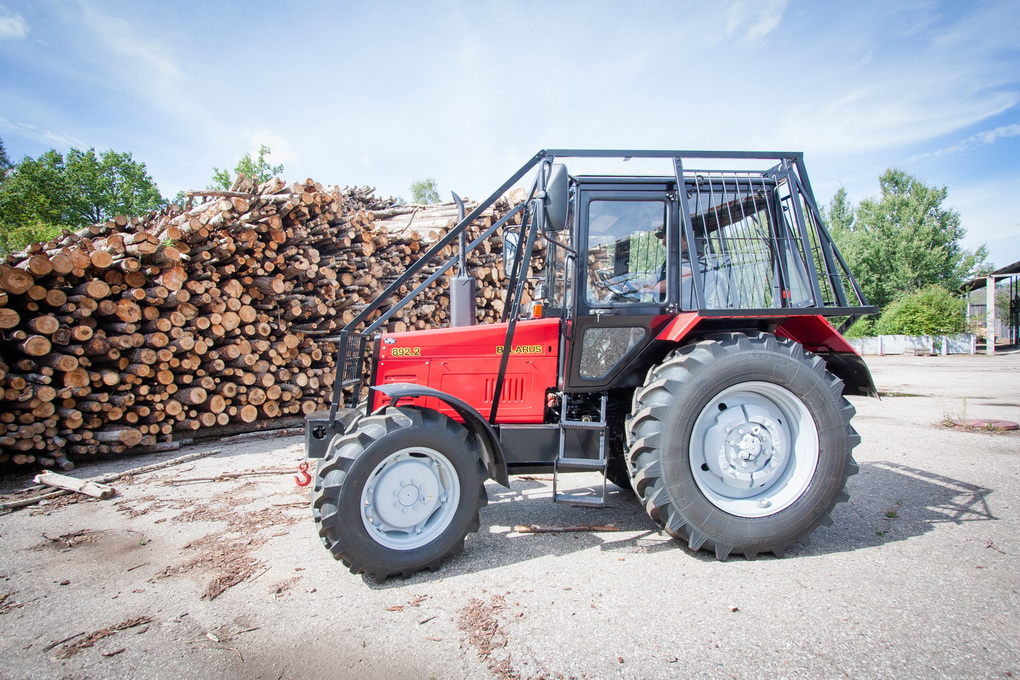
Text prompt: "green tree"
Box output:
[[0, 144, 164, 255], [821, 186, 855, 234], [410, 178, 440, 204], [824, 186, 880, 333], [0, 149, 70, 226], [873, 285, 968, 335], [825, 169, 988, 311], [64, 148, 165, 224], [211, 145, 284, 189], [0, 139, 11, 182]]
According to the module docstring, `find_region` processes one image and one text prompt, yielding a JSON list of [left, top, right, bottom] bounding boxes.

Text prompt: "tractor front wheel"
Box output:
[[626, 332, 859, 560], [312, 406, 487, 581]]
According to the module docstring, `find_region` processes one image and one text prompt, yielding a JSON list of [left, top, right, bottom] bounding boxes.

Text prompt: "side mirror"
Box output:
[[543, 164, 568, 232]]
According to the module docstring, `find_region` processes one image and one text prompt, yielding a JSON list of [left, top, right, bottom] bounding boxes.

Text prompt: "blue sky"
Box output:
[[2, 0, 1019, 269]]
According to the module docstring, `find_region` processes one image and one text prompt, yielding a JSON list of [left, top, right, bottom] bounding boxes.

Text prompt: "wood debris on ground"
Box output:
[[52, 615, 154, 659]]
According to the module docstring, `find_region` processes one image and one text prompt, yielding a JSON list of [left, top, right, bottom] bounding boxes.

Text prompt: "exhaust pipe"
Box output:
[[449, 192, 475, 326]]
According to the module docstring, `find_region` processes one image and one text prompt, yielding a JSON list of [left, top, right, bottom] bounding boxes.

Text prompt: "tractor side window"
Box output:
[[585, 200, 668, 305]]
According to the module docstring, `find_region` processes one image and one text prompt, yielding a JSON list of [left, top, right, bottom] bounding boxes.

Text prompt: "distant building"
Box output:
[[961, 260, 1020, 351]]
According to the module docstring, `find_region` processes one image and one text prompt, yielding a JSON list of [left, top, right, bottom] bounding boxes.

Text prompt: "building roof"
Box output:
[[960, 259, 1020, 292]]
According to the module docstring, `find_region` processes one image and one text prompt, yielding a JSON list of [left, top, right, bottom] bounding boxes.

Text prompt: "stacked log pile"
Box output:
[[0, 176, 528, 469]]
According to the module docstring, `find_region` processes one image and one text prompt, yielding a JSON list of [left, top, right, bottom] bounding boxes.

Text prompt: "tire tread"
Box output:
[[312, 407, 488, 581]]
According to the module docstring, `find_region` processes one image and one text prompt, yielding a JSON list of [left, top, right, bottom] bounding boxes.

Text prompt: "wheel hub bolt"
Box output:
[[737, 433, 763, 460]]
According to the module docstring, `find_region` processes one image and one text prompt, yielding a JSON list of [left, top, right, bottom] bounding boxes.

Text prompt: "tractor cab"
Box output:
[[527, 160, 875, 396]]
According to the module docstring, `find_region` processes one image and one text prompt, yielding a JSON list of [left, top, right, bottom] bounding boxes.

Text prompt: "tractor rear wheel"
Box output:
[[626, 332, 859, 560], [312, 406, 487, 581]]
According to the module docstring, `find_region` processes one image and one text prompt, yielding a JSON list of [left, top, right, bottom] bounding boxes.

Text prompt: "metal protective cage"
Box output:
[[327, 150, 874, 422]]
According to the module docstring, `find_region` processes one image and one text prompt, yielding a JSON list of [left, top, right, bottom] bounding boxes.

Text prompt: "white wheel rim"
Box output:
[[689, 381, 818, 518], [360, 447, 461, 550]]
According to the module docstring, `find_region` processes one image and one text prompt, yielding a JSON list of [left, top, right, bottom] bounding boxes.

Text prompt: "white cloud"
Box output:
[[973, 124, 1020, 145], [0, 116, 85, 150], [0, 7, 28, 40], [725, 0, 788, 43], [910, 124, 1020, 162], [776, 88, 1019, 154]]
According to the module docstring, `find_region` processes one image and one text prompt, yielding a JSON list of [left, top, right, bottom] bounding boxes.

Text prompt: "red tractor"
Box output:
[[305, 150, 877, 581]]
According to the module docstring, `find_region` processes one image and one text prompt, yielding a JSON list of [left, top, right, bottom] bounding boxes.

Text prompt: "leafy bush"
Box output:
[[842, 316, 877, 339], [874, 285, 967, 336]]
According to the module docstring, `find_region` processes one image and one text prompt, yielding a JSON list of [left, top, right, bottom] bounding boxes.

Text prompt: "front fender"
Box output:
[[373, 383, 510, 487]]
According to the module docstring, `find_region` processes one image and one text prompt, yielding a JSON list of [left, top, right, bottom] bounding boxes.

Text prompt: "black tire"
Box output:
[[312, 406, 488, 581], [625, 332, 860, 560]]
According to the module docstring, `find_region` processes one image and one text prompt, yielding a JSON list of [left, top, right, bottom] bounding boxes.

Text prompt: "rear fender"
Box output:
[[817, 352, 878, 397], [774, 317, 877, 397], [655, 312, 702, 343], [373, 383, 510, 487], [655, 314, 877, 398]]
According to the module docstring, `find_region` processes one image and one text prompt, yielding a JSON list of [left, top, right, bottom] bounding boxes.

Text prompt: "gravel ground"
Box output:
[[0, 352, 1017, 680]]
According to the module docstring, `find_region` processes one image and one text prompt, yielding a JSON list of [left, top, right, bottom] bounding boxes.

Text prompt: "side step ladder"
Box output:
[[553, 394, 608, 508]]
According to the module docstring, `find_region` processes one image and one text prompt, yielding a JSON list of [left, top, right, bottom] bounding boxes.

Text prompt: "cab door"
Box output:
[[566, 184, 677, 391]]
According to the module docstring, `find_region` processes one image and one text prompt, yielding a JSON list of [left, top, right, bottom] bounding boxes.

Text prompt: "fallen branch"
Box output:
[[217, 427, 304, 444], [89, 448, 223, 485], [513, 524, 620, 534], [34, 471, 115, 499], [0, 490, 67, 511], [43, 631, 87, 653], [168, 469, 294, 485]]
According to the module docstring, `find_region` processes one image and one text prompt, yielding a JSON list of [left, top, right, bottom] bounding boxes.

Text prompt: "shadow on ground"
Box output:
[[364, 460, 998, 586]]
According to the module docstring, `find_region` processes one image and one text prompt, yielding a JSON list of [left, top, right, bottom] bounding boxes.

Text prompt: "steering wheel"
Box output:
[[593, 268, 640, 302]]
